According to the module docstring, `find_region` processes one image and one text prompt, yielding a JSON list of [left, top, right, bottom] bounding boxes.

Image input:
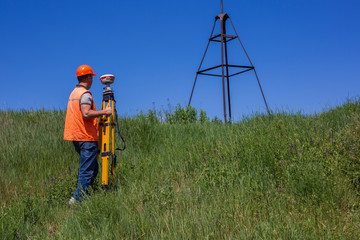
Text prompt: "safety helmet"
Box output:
[[76, 65, 97, 77]]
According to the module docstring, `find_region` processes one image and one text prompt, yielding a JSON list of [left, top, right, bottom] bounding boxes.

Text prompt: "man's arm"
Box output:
[[81, 104, 112, 120]]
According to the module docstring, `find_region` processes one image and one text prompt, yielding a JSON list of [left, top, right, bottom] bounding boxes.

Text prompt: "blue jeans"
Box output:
[[72, 141, 99, 202]]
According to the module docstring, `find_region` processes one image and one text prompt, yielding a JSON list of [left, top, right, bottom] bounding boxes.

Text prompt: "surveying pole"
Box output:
[[98, 74, 125, 189]]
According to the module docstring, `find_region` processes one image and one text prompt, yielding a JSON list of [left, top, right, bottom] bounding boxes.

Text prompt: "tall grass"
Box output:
[[1, 100, 360, 239]]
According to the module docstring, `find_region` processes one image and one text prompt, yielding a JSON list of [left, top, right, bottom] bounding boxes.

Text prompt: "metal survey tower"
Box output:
[[188, 0, 270, 123]]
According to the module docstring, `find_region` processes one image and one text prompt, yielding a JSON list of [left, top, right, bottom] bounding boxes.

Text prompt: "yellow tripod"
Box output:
[[98, 74, 125, 189]]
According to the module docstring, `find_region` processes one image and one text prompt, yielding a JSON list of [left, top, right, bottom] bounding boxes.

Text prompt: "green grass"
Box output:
[[1, 100, 360, 239]]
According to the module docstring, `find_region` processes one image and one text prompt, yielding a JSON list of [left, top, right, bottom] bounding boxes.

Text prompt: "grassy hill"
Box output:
[[1, 100, 360, 239]]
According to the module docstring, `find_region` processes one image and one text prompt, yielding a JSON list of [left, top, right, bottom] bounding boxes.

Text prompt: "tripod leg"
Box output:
[[98, 101, 105, 156], [111, 100, 115, 185], [101, 99, 111, 187]]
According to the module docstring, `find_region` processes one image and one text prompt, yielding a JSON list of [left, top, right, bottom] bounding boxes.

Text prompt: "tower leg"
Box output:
[[220, 17, 227, 123], [189, 20, 217, 106], [223, 18, 232, 123], [229, 17, 271, 115]]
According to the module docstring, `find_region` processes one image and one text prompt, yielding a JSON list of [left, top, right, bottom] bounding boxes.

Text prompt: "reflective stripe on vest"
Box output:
[[63, 86, 99, 141]]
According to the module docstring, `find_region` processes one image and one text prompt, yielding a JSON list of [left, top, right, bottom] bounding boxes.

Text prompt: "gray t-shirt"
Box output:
[[80, 92, 93, 109]]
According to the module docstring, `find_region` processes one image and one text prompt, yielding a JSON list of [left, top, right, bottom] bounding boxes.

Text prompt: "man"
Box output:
[[64, 65, 112, 203]]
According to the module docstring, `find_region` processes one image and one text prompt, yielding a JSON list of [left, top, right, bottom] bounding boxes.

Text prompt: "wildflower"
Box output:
[[293, 144, 297, 153]]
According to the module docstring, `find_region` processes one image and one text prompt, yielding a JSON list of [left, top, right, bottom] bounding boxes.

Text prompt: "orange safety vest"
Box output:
[[63, 86, 99, 141]]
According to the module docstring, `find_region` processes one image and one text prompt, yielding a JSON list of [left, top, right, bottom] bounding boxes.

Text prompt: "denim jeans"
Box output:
[[72, 141, 99, 202]]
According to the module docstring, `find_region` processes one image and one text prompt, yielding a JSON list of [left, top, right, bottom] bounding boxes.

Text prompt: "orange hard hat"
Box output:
[[76, 65, 97, 77]]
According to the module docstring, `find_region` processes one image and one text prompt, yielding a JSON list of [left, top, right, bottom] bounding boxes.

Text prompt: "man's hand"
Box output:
[[104, 107, 112, 116]]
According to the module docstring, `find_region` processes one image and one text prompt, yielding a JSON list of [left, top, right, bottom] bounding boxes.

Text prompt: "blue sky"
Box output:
[[1, 0, 359, 120]]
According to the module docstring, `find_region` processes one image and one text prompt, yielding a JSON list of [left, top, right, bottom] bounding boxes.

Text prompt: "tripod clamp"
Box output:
[[103, 85, 114, 100]]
